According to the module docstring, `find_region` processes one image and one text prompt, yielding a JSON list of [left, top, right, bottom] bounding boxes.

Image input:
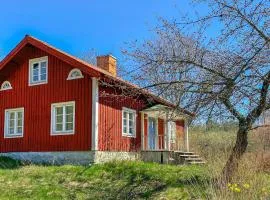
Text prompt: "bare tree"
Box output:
[[123, 0, 270, 182]]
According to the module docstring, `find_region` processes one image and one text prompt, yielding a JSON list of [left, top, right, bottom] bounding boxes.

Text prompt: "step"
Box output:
[[173, 151, 195, 155], [187, 161, 206, 165], [185, 157, 203, 162], [179, 154, 200, 158]]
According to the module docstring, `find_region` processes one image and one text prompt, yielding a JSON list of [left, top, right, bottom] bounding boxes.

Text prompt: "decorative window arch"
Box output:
[[1, 81, 12, 91], [67, 68, 84, 80]]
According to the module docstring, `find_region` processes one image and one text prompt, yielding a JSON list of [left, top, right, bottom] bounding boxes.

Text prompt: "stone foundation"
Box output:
[[140, 150, 171, 164], [0, 151, 140, 165], [1, 151, 175, 165]]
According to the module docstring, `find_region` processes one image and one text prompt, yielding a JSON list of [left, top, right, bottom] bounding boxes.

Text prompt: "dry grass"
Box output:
[[189, 127, 270, 200]]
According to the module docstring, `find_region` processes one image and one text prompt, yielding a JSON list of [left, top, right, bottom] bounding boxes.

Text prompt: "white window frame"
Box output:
[[29, 56, 48, 86], [0, 81, 12, 91], [122, 107, 136, 138], [67, 68, 84, 80], [51, 101, 75, 135], [4, 107, 24, 138]]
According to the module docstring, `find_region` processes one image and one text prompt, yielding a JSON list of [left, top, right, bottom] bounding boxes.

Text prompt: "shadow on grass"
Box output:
[[0, 156, 22, 169]]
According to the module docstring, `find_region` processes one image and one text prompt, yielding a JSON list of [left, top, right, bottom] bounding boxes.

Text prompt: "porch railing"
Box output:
[[143, 135, 184, 151]]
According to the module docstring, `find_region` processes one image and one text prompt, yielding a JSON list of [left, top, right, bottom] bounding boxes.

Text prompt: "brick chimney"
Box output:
[[96, 55, 117, 76]]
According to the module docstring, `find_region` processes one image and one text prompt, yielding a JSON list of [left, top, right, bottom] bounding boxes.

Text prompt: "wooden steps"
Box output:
[[170, 151, 206, 165]]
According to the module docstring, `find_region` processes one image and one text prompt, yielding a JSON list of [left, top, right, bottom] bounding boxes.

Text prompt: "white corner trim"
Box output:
[[92, 77, 99, 150], [141, 112, 145, 150], [29, 56, 48, 86], [67, 68, 84, 80]]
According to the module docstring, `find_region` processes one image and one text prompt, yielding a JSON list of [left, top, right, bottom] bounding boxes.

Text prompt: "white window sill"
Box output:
[[51, 132, 75, 136], [122, 133, 136, 138], [4, 135, 23, 138], [29, 81, 47, 86]]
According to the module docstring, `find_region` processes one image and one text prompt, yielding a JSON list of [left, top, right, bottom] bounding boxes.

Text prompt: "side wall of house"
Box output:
[[0, 45, 92, 152], [98, 86, 146, 151]]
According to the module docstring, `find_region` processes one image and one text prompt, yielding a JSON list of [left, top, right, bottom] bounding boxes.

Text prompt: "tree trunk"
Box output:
[[221, 126, 249, 184]]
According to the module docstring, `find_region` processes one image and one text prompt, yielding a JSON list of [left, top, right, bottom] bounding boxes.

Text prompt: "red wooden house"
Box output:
[[0, 35, 194, 164]]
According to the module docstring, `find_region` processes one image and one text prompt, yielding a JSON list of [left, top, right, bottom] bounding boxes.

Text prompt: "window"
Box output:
[[4, 108, 24, 138], [67, 68, 84, 80], [0, 81, 12, 91], [29, 56, 48, 86], [168, 121, 176, 143], [51, 101, 75, 135], [122, 107, 136, 137]]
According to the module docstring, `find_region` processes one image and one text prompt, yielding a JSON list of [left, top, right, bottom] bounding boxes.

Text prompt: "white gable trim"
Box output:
[[91, 78, 99, 150]]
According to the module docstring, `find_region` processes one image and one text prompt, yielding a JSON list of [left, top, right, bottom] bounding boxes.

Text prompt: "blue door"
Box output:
[[148, 117, 156, 150]]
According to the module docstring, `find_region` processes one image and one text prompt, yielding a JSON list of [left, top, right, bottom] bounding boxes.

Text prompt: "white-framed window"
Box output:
[[67, 68, 84, 80], [51, 101, 75, 135], [168, 121, 176, 143], [4, 108, 24, 138], [0, 81, 12, 91], [122, 107, 136, 137], [29, 56, 48, 86]]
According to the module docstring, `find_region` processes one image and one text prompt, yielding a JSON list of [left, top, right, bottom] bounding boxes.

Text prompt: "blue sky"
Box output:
[[0, 0, 207, 61]]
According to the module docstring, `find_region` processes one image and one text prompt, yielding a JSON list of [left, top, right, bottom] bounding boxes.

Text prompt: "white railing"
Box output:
[[143, 135, 184, 151]]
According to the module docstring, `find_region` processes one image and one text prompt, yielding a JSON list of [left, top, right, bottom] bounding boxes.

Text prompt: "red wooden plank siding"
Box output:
[[98, 86, 146, 151], [176, 120, 185, 140], [0, 45, 92, 152], [158, 118, 165, 149]]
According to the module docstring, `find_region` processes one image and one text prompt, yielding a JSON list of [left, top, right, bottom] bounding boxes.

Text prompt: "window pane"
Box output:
[[9, 112, 15, 120], [33, 75, 39, 82], [56, 124, 63, 131], [55, 107, 63, 115], [123, 111, 127, 119], [129, 120, 133, 127], [40, 62, 47, 74], [9, 128, 14, 134], [123, 126, 127, 133], [129, 113, 133, 121], [123, 118, 127, 126], [66, 106, 73, 115], [9, 119, 15, 128], [66, 123, 73, 131], [56, 115, 63, 123], [129, 127, 134, 134], [17, 119, 22, 127], [17, 127, 22, 134], [40, 74, 46, 81], [66, 114, 73, 123], [17, 112, 22, 119], [71, 71, 80, 77]]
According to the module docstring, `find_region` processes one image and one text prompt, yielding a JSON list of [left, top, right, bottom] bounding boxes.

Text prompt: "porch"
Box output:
[[140, 104, 191, 152], [140, 105, 205, 164]]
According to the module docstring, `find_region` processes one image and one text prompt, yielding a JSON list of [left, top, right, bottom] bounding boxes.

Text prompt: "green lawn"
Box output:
[[0, 157, 208, 200]]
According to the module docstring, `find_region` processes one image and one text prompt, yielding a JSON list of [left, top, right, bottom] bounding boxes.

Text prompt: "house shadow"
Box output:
[[0, 156, 22, 169]]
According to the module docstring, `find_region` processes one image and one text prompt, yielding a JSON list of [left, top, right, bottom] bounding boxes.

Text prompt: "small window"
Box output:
[[122, 107, 136, 137], [51, 101, 75, 135], [29, 56, 48, 86], [168, 121, 176, 143], [4, 108, 24, 138], [67, 68, 84, 80], [0, 81, 12, 91]]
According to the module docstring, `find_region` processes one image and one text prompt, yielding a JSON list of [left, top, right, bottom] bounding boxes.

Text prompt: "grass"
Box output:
[[0, 158, 208, 200], [0, 127, 268, 199]]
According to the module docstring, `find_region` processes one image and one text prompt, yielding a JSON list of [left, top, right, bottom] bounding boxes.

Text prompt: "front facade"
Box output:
[[0, 36, 193, 164]]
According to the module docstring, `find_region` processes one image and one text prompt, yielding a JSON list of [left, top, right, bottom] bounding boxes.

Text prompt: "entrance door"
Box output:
[[148, 117, 156, 150]]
